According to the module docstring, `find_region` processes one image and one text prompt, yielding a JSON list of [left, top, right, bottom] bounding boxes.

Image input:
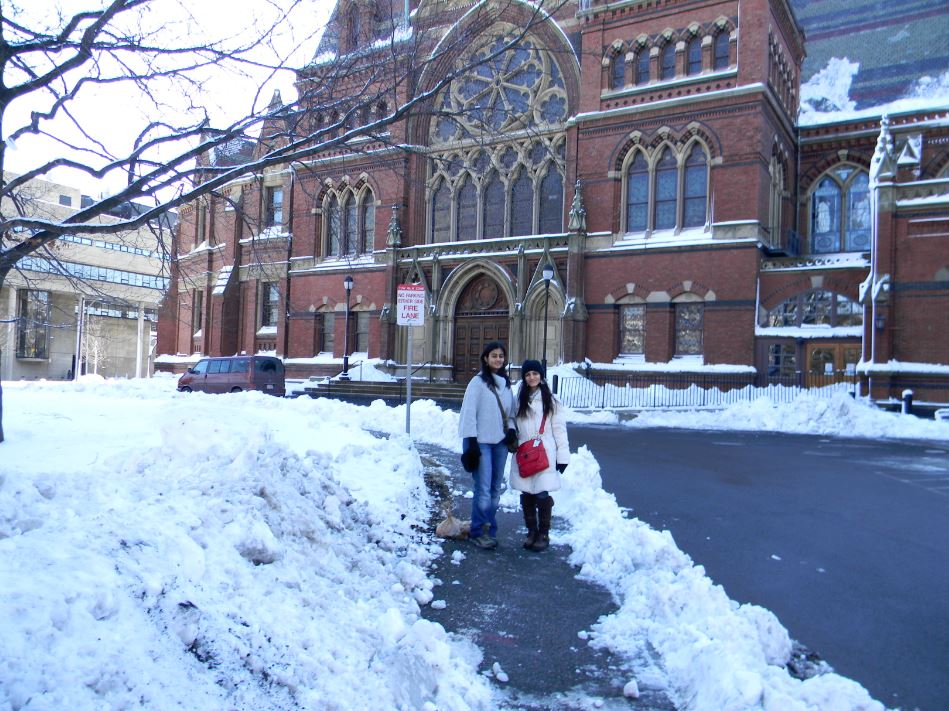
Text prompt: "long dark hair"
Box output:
[[478, 340, 510, 390], [518, 378, 554, 419]]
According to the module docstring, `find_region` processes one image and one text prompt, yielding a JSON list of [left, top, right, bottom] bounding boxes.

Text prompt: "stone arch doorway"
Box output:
[[453, 274, 509, 381]]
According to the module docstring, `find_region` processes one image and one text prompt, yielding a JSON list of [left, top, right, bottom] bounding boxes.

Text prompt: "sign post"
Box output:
[[396, 284, 425, 435]]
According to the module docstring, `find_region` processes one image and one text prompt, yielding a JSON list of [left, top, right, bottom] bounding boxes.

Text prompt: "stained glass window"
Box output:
[[683, 145, 708, 228], [483, 174, 505, 238], [431, 181, 450, 242], [511, 172, 534, 236], [344, 196, 358, 254], [457, 177, 478, 240], [538, 168, 563, 235], [845, 172, 870, 251], [361, 199, 374, 253], [625, 153, 648, 233], [430, 32, 568, 144], [620, 304, 645, 355], [327, 194, 341, 256], [654, 149, 678, 230], [675, 303, 703, 355]]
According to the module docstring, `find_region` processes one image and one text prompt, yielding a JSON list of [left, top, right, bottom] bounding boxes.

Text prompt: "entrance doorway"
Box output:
[[805, 342, 860, 388], [453, 275, 509, 381]]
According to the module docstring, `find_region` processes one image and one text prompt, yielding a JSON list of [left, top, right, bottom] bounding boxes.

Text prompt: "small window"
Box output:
[[260, 282, 280, 328], [635, 50, 650, 85], [687, 37, 702, 75], [610, 54, 625, 90], [355, 311, 370, 352], [59, 194, 72, 207], [265, 186, 283, 227], [660, 44, 675, 80], [767, 343, 797, 377], [321, 312, 336, 353], [714, 32, 730, 70]]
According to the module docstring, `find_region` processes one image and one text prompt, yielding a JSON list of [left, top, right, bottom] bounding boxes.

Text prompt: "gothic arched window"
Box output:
[[714, 32, 730, 70], [610, 53, 625, 89], [539, 167, 563, 234], [511, 171, 534, 236], [344, 195, 358, 254], [683, 145, 708, 228], [687, 37, 702, 75], [483, 173, 505, 239], [431, 181, 451, 243], [625, 153, 649, 233], [810, 166, 869, 253], [654, 148, 678, 230], [327, 194, 341, 256], [427, 29, 567, 242], [457, 176, 478, 240], [635, 49, 650, 85], [361, 198, 375, 253], [660, 43, 676, 80]]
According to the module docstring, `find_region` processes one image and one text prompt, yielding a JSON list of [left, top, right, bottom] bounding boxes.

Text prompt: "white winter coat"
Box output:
[[509, 387, 570, 494], [458, 373, 516, 444]]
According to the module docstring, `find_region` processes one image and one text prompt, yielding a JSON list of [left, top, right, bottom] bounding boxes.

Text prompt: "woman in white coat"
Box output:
[[510, 359, 569, 552]]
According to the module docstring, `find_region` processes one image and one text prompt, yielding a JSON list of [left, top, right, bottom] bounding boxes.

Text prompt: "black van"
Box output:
[[177, 356, 285, 396]]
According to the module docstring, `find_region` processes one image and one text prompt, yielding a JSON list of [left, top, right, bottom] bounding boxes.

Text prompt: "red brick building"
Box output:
[[158, 0, 949, 404]]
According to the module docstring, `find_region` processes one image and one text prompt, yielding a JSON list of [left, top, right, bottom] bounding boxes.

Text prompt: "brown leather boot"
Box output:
[[520, 493, 538, 549], [531, 496, 554, 552]]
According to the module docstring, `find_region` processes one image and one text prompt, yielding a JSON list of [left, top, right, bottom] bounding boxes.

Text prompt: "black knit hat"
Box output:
[[521, 359, 545, 379]]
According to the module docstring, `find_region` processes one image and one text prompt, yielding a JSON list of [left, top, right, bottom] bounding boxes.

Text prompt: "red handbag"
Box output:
[[515, 413, 549, 477]]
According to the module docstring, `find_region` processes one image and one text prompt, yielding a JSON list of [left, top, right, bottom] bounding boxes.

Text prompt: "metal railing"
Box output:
[[555, 371, 857, 409]]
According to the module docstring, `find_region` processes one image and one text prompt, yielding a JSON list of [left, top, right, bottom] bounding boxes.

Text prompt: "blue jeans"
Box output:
[[471, 441, 508, 537]]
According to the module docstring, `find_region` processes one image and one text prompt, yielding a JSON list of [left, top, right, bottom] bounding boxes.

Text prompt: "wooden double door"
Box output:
[[453, 275, 509, 382], [806, 342, 861, 387]]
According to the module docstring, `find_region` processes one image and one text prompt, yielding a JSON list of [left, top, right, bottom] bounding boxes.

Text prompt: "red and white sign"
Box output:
[[397, 284, 426, 326]]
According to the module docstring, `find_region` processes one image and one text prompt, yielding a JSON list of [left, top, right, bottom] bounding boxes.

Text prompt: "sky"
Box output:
[[2, 374, 947, 710], [3, 0, 333, 197]]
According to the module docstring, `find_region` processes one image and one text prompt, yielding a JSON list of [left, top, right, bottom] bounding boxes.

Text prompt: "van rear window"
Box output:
[[256, 359, 283, 374]]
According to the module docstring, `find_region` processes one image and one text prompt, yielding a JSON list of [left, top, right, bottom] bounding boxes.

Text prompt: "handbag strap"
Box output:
[[534, 412, 547, 438], [491, 385, 511, 429]]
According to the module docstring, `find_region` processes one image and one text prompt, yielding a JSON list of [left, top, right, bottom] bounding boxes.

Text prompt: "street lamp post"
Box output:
[[341, 275, 354, 380], [541, 265, 554, 371]]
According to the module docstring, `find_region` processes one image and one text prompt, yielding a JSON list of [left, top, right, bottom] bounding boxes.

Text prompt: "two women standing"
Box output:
[[458, 345, 569, 552]]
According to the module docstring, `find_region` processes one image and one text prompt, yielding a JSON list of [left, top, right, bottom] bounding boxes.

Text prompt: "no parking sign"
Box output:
[[397, 284, 425, 325]]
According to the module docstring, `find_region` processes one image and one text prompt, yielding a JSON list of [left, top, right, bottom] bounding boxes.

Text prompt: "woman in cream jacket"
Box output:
[[510, 359, 570, 552]]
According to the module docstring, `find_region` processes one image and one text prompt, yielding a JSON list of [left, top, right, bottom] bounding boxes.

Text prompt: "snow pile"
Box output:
[[0, 380, 490, 711], [627, 391, 949, 441], [553, 448, 885, 711]]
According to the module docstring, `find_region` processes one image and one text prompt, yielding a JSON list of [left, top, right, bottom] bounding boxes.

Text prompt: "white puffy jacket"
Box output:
[[509, 388, 570, 494]]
